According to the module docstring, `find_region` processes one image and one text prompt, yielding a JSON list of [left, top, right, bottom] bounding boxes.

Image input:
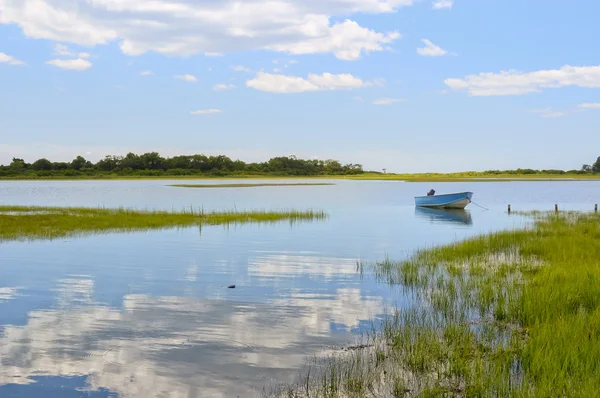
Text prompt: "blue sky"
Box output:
[[1, 0, 599, 172]]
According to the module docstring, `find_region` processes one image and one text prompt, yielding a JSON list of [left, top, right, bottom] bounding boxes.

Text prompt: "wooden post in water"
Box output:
[[508, 204, 511, 214], [555, 204, 558, 213]]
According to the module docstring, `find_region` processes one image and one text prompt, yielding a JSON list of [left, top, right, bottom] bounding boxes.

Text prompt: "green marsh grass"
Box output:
[[0, 205, 326, 242], [267, 212, 600, 397], [169, 183, 335, 188], [5, 173, 600, 182], [347, 172, 600, 182]]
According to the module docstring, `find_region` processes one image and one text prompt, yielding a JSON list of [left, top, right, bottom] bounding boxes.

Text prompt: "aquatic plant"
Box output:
[[266, 212, 600, 397], [0, 205, 326, 242]]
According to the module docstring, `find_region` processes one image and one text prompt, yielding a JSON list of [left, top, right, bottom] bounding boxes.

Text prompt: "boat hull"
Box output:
[[414, 192, 473, 209]]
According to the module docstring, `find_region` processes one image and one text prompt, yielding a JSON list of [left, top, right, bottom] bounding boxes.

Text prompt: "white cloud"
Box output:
[[204, 52, 223, 57], [417, 39, 447, 57], [265, 20, 401, 61], [246, 72, 371, 93], [273, 67, 283, 73], [191, 109, 222, 115], [231, 65, 251, 73], [433, 0, 453, 9], [373, 97, 406, 105], [45, 58, 92, 71], [0, 1, 408, 61], [353, 96, 365, 102], [445, 65, 600, 96], [140, 70, 153, 76], [213, 83, 236, 91], [530, 108, 564, 118], [0, 52, 25, 66], [174, 74, 198, 83], [54, 44, 90, 59], [579, 103, 600, 109]]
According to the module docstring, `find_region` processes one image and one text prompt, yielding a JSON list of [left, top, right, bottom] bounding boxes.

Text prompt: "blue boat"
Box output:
[[414, 191, 474, 209]]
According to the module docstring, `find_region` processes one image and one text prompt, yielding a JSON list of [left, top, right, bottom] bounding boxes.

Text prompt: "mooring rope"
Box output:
[[470, 200, 489, 211]]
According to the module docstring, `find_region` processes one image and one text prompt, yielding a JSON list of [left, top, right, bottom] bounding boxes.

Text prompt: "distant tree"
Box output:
[[121, 153, 143, 170], [166, 155, 192, 170], [582, 164, 592, 173], [593, 157, 600, 173], [71, 156, 92, 170], [53, 162, 70, 171], [9, 158, 27, 169], [140, 152, 164, 170], [32, 158, 53, 171], [96, 155, 121, 171]]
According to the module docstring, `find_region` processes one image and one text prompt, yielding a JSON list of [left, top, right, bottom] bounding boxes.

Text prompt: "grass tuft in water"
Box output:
[[267, 211, 600, 397], [0, 205, 326, 242]]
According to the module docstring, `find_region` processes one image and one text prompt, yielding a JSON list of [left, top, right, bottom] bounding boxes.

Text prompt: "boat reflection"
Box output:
[[414, 207, 473, 226]]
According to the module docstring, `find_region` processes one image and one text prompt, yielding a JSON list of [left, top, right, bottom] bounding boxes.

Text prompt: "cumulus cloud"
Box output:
[[246, 72, 372, 93], [417, 39, 447, 56], [265, 20, 401, 61], [433, 0, 453, 9], [373, 97, 406, 105], [0, 52, 25, 66], [445, 65, 600, 96], [190, 109, 222, 115], [0, 0, 407, 61], [45, 58, 92, 71], [213, 83, 236, 91], [174, 74, 198, 83], [579, 103, 600, 109], [140, 70, 153, 76]]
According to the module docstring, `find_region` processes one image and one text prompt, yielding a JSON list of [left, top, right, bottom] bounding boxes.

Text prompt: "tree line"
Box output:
[[581, 156, 600, 174], [0, 153, 365, 178]]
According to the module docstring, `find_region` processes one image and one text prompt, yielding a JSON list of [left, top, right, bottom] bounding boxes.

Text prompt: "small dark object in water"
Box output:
[[227, 285, 236, 289], [427, 189, 436, 196]]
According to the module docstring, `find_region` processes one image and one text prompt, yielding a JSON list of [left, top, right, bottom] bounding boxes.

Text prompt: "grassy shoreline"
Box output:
[[1, 173, 599, 182], [0, 206, 326, 242], [269, 211, 600, 397], [169, 183, 335, 188]]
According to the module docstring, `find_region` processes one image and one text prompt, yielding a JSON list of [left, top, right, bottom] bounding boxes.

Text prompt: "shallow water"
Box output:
[[0, 179, 598, 397]]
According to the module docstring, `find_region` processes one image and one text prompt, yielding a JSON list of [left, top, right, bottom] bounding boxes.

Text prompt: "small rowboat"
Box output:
[[415, 191, 473, 209]]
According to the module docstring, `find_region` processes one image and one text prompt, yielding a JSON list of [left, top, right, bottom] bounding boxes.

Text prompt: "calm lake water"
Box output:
[[0, 180, 598, 397]]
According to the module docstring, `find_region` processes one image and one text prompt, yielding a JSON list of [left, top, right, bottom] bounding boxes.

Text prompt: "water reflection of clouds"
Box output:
[[0, 287, 20, 302], [54, 277, 94, 307], [273, 288, 384, 334], [0, 282, 384, 397], [249, 251, 359, 279]]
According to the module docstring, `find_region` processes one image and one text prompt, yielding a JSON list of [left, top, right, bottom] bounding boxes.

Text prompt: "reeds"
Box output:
[[0, 205, 326, 242], [267, 212, 600, 397]]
